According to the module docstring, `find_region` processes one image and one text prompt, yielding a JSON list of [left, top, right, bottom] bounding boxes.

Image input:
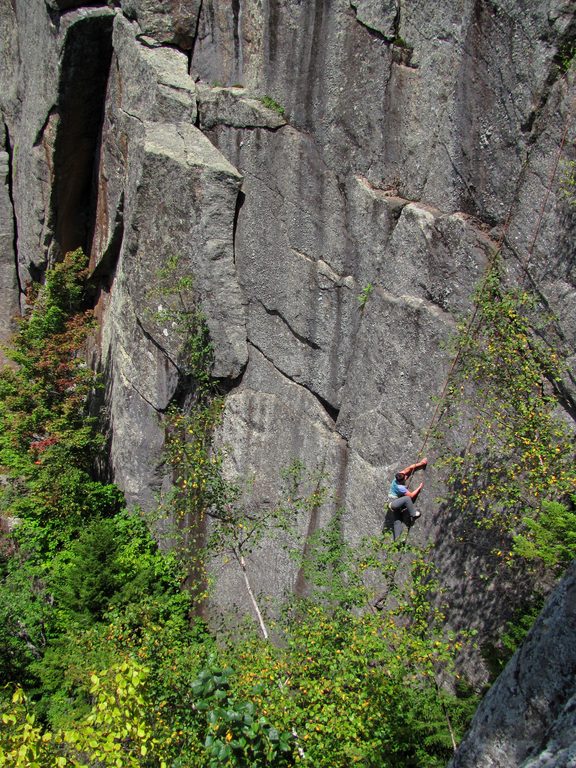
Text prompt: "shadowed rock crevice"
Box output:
[[247, 339, 340, 427], [50, 12, 114, 258], [89, 192, 125, 291], [257, 299, 321, 352], [314, 390, 340, 423], [522, 18, 576, 141], [2, 124, 21, 296], [188, 0, 204, 74], [232, 188, 245, 268], [33, 106, 58, 149], [231, 0, 242, 80], [0, 123, 20, 361]]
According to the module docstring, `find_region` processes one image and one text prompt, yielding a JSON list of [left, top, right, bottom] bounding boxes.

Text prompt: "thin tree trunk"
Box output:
[[435, 676, 458, 752], [233, 547, 269, 640]]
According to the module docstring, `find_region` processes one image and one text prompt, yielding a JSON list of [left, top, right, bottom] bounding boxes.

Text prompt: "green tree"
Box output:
[[222, 534, 477, 768], [0, 249, 120, 548], [513, 498, 576, 572], [0, 250, 122, 696], [0, 662, 168, 767]]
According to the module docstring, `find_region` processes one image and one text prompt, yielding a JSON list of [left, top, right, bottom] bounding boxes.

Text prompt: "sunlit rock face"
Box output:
[[0, 0, 574, 688]]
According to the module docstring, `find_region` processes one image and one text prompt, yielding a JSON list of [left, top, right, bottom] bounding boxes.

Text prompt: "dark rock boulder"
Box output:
[[450, 560, 576, 768]]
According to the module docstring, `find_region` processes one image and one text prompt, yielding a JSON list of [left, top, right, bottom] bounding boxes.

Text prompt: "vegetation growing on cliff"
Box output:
[[435, 258, 576, 572], [0, 253, 478, 767], [433, 256, 576, 674]]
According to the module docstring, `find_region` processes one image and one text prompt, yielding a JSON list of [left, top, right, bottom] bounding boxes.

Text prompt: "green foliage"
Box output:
[[259, 95, 286, 117], [513, 498, 576, 571], [555, 39, 576, 74], [481, 596, 544, 679], [0, 253, 194, 731], [0, 509, 191, 727], [0, 249, 111, 543], [357, 283, 374, 309], [204, 460, 330, 640], [0, 250, 130, 700], [146, 254, 215, 396], [1, 521, 479, 768], [208, 459, 321, 566], [190, 662, 293, 767], [157, 357, 479, 766], [0, 553, 53, 690], [163, 400, 227, 523], [0, 686, 56, 767], [435, 259, 576, 552], [48, 512, 183, 627], [392, 36, 412, 50], [560, 159, 576, 206], [0, 661, 167, 767], [155, 325, 225, 605], [432, 257, 575, 673], [3, 249, 95, 428], [222, 536, 477, 768], [146, 254, 230, 606]]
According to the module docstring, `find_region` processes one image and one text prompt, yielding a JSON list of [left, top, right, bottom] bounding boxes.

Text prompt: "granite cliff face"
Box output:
[[1, 0, 575, 759]]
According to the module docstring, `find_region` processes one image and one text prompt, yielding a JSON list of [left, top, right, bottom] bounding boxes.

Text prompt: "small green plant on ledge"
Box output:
[[556, 40, 576, 74], [259, 95, 285, 117], [357, 282, 374, 309], [392, 35, 412, 50]]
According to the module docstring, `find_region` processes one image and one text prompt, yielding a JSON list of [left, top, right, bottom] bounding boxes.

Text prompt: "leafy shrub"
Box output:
[[259, 95, 285, 116]]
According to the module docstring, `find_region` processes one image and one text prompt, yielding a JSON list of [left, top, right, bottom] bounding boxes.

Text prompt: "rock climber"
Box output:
[[386, 457, 428, 540]]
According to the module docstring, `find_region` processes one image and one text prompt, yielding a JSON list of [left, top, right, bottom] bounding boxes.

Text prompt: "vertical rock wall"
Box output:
[[189, 0, 576, 636], [0, 0, 575, 680]]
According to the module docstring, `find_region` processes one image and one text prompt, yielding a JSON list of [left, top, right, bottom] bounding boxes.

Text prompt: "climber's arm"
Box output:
[[400, 457, 428, 479], [407, 482, 423, 501]]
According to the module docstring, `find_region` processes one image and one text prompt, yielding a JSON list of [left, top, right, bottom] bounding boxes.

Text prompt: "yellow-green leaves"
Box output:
[[435, 259, 576, 559], [0, 661, 166, 767]]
